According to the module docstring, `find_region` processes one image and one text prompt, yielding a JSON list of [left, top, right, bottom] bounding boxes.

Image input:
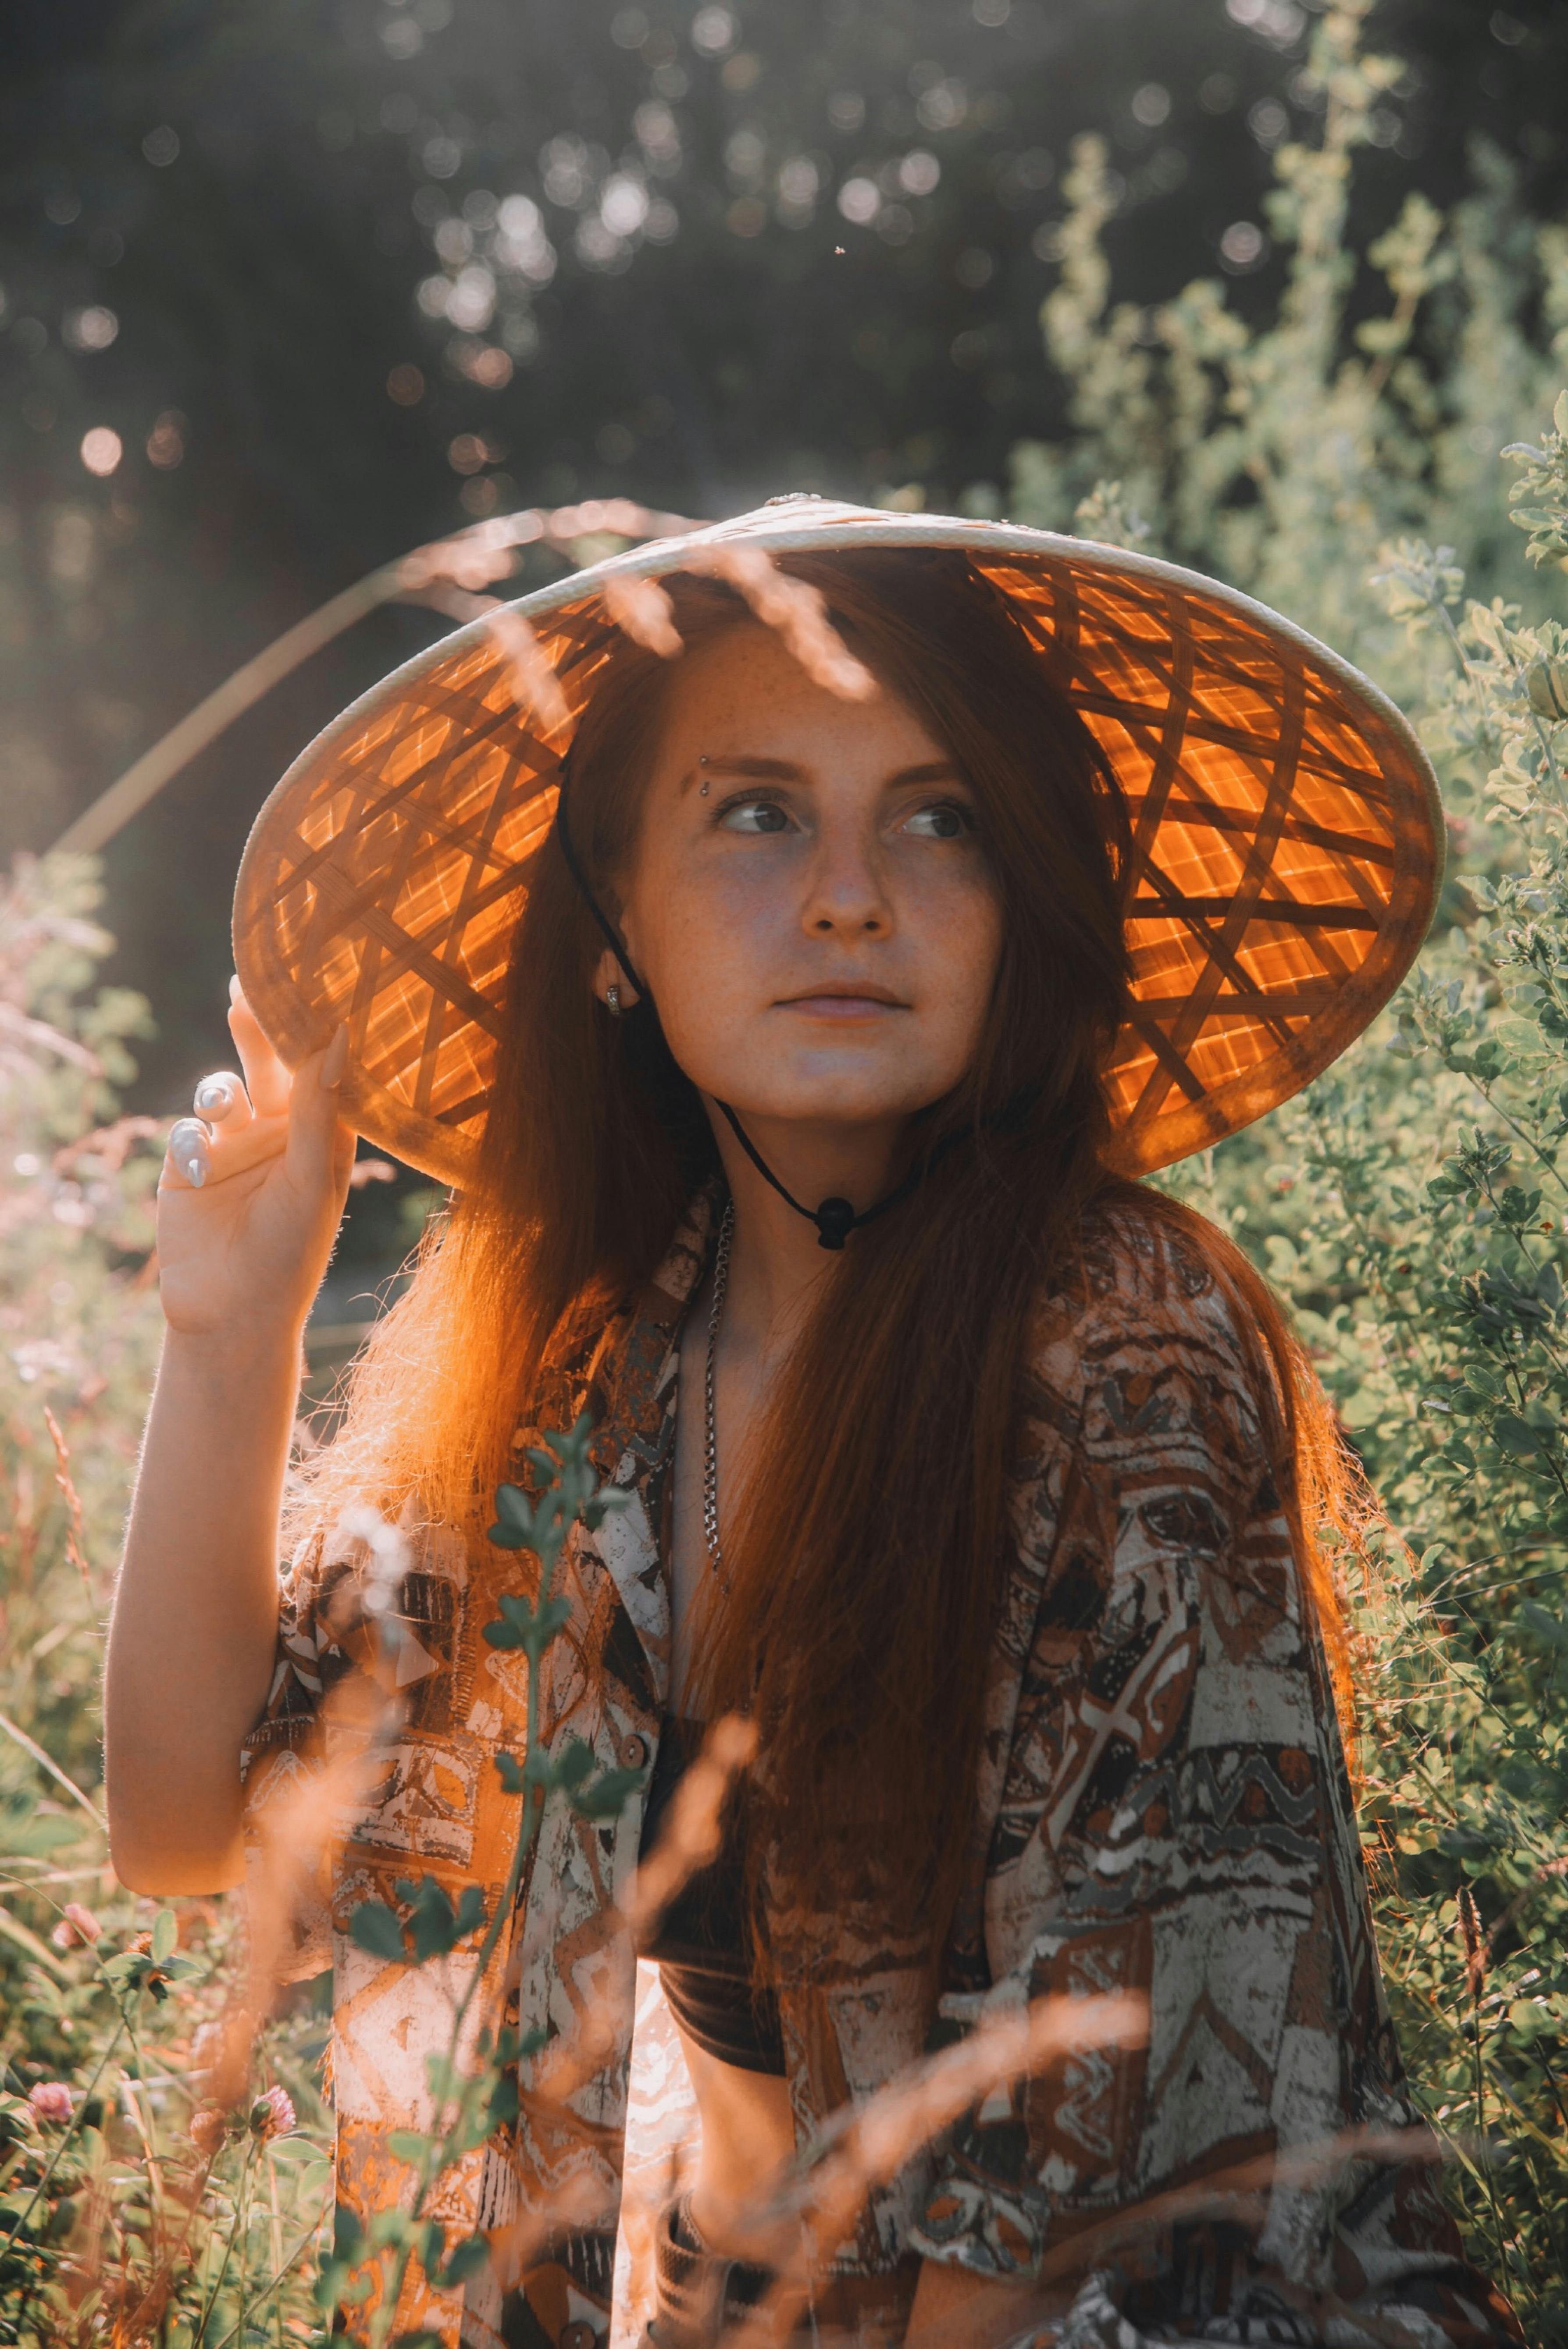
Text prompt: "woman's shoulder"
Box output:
[[1021, 1184, 1276, 1451]]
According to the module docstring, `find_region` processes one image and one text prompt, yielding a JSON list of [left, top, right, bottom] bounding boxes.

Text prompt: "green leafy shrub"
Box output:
[[1004, 5, 1568, 2325], [0, 858, 336, 2345]]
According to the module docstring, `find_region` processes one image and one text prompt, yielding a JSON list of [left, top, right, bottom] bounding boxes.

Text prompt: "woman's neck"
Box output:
[[706, 1109, 907, 1356]]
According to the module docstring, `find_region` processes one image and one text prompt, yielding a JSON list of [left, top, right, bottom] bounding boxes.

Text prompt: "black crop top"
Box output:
[[636, 1716, 785, 2077]]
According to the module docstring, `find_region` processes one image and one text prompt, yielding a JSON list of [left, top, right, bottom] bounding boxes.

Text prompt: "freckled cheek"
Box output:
[[907, 873, 1003, 998], [630, 872, 796, 1077], [637, 859, 798, 988]]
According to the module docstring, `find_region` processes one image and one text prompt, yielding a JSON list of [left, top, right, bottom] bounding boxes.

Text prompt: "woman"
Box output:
[[105, 504, 1515, 2349]]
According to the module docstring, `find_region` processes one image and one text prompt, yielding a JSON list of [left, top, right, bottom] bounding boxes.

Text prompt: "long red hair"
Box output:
[[293, 551, 1362, 1950]]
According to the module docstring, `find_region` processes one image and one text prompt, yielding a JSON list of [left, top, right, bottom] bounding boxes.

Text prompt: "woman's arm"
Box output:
[[104, 987, 355, 1893], [906, 2257, 1065, 2349]]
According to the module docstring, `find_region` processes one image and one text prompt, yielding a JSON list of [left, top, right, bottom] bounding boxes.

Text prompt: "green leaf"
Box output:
[[314, 2264, 349, 2311], [568, 1764, 648, 1821], [481, 1591, 536, 1648], [387, 2130, 432, 2164], [411, 1886, 459, 1964], [486, 2071, 520, 2128], [150, 1909, 178, 1963], [0, 1811, 85, 1858], [1492, 1412, 1541, 1456], [349, 1901, 407, 1962], [549, 1737, 595, 1791], [438, 2234, 493, 2288], [494, 1751, 527, 1795], [487, 1483, 538, 1551], [1519, 1599, 1568, 1647], [333, 2203, 366, 2260], [532, 1594, 574, 1643], [452, 1884, 488, 1939]]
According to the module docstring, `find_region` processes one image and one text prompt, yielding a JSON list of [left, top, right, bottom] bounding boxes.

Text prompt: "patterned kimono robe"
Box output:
[[240, 1191, 1516, 2349]]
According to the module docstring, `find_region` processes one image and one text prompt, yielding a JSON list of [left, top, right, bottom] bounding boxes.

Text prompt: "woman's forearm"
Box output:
[[104, 998, 355, 1892], [105, 1318, 302, 1892]]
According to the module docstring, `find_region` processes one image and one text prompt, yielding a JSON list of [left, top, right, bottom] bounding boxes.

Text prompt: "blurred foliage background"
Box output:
[[2, 0, 1566, 1098], [5, 0, 1568, 2338]]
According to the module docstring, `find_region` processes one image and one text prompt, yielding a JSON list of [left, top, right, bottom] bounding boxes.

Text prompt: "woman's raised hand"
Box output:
[[155, 978, 358, 1344]]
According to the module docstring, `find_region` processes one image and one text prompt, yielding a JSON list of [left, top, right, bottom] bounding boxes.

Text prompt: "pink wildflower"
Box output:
[[50, 1903, 102, 1950], [250, 2084, 296, 2141], [28, 2082, 75, 2124]]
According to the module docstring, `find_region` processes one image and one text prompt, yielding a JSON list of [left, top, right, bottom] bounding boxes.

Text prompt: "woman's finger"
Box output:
[[284, 1026, 355, 1197], [192, 1069, 255, 1130], [162, 1117, 212, 1191], [160, 1108, 291, 1192], [226, 976, 293, 1120]]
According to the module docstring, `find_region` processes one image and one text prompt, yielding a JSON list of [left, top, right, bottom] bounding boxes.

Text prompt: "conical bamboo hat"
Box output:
[[233, 498, 1443, 1187]]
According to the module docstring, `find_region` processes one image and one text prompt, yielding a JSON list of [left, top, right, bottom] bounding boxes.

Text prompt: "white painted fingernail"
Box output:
[[195, 1078, 233, 1113], [168, 1118, 211, 1189]]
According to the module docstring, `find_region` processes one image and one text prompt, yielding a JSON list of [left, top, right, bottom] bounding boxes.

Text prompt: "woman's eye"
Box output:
[[720, 798, 793, 835], [903, 802, 975, 841]]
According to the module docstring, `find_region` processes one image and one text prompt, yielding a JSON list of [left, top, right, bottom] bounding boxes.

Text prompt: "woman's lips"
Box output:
[[777, 991, 907, 1019]]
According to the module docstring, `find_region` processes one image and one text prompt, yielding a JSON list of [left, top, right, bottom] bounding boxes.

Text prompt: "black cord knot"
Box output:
[[813, 1196, 857, 1251]]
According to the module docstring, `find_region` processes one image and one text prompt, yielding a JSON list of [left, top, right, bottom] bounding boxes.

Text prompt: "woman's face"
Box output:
[[610, 619, 1004, 1134]]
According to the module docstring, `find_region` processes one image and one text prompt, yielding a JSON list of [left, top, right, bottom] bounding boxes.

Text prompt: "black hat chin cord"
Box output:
[[553, 764, 927, 1251]]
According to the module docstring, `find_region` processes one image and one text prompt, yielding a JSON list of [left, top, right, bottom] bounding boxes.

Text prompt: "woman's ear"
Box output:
[[592, 945, 641, 1011]]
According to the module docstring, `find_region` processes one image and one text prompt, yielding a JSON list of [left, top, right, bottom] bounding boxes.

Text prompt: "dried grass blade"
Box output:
[[602, 571, 684, 658], [0, 1707, 105, 1827], [680, 545, 878, 700]]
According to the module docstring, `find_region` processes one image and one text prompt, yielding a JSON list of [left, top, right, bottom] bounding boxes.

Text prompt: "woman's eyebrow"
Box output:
[[678, 755, 800, 792], [888, 761, 965, 786], [682, 756, 966, 789]]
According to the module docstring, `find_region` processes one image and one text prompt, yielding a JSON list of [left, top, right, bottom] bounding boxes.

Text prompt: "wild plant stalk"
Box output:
[[340, 1418, 640, 2342], [195, 2140, 257, 2347], [0, 2022, 125, 2259]]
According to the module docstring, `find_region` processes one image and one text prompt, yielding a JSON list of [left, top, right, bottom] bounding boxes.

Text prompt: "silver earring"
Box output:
[[605, 984, 622, 1017]]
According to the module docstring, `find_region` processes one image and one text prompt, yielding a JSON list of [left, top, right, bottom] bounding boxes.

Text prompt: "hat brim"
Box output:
[[233, 502, 1443, 1187]]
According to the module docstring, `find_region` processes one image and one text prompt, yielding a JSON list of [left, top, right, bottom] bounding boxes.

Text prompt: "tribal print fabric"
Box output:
[[240, 1191, 1516, 2349], [905, 1208, 1516, 2345]]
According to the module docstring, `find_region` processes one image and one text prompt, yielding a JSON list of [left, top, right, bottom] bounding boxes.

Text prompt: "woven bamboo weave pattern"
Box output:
[[234, 506, 1441, 1186]]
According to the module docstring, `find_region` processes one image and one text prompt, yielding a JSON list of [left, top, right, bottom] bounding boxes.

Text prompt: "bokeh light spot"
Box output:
[[691, 6, 736, 56], [447, 433, 494, 475], [80, 428, 123, 477], [146, 410, 186, 467], [1219, 220, 1267, 271], [64, 306, 119, 352], [837, 177, 880, 226]]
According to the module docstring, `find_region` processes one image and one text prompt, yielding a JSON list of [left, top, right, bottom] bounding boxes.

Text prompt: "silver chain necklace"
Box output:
[[702, 1199, 735, 1591]]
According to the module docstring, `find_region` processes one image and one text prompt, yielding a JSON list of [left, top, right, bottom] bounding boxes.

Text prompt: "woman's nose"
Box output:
[[802, 827, 892, 938]]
